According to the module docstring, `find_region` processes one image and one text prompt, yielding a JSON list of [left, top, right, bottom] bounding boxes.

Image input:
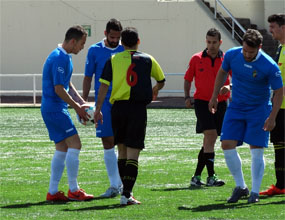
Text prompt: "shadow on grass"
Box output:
[[1, 201, 69, 209], [151, 186, 208, 192], [0, 196, 105, 209], [178, 202, 250, 212], [178, 199, 285, 212], [62, 203, 124, 211]]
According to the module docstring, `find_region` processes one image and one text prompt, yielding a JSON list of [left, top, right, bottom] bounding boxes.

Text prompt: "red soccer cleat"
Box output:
[[68, 189, 94, 201], [46, 191, 69, 201], [259, 185, 285, 196]]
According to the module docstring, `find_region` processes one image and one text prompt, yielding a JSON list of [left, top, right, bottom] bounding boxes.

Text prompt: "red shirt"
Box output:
[[184, 49, 230, 102]]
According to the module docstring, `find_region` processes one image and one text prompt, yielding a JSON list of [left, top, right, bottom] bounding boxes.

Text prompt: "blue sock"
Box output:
[[66, 148, 80, 192], [49, 150, 67, 195]]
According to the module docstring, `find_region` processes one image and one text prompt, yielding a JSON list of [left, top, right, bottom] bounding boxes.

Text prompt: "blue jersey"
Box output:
[[41, 46, 73, 112], [222, 47, 282, 108], [84, 39, 124, 100]]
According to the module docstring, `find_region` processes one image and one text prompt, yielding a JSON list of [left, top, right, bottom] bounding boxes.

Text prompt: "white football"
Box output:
[[76, 103, 95, 125]]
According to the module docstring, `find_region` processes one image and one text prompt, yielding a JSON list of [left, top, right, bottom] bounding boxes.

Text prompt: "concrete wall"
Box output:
[[264, 0, 285, 30], [0, 0, 238, 97]]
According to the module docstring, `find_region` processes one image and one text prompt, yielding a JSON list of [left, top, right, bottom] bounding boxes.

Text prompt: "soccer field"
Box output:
[[0, 107, 284, 220]]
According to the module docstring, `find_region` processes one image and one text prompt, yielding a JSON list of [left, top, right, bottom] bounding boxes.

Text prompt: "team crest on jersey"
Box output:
[[252, 70, 257, 78]]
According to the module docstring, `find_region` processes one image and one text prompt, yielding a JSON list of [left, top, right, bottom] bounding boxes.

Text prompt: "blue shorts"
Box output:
[[96, 100, 113, 137], [221, 103, 272, 147], [41, 109, 78, 143]]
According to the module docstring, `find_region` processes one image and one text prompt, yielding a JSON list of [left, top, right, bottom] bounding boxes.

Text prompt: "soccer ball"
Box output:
[[76, 103, 95, 126]]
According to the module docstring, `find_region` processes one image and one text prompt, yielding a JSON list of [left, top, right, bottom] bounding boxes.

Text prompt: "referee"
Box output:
[[94, 27, 165, 205]]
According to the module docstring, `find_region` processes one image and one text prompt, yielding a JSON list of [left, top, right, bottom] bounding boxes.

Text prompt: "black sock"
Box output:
[[122, 159, 138, 198], [118, 158, 127, 183], [194, 147, 206, 176], [274, 143, 285, 189], [204, 152, 215, 177]]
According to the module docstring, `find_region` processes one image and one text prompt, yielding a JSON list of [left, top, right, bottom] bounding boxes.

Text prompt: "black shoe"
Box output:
[[248, 192, 259, 203], [227, 186, 249, 203], [190, 175, 205, 186], [206, 174, 225, 187]]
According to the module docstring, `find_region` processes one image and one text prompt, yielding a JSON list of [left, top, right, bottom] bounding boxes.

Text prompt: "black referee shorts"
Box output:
[[111, 101, 147, 149], [270, 108, 285, 143], [194, 99, 227, 136]]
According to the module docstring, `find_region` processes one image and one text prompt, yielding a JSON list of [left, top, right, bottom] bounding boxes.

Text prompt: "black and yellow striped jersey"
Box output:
[[100, 50, 165, 104]]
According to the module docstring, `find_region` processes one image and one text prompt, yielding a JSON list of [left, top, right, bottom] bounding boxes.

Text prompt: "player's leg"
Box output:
[[248, 145, 264, 203], [65, 134, 94, 201], [244, 104, 271, 203], [46, 140, 68, 201], [119, 102, 146, 205], [261, 109, 285, 195], [221, 107, 249, 203], [41, 111, 71, 201], [98, 101, 121, 197], [274, 141, 285, 190], [117, 143, 127, 182], [120, 147, 141, 205]]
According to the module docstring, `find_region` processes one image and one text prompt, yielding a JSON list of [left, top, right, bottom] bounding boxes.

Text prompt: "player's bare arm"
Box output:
[[184, 80, 192, 108], [68, 82, 85, 105], [82, 76, 92, 101], [152, 81, 165, 100], [54, 84, 88, 121], [94, 83, 109, 127], [263, 87, 283, 131], [209, 67, 229, 114]]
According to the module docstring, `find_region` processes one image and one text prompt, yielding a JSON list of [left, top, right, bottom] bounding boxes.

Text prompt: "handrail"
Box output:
[[214, 0, 246, 42], [0, 73, 184, 106]]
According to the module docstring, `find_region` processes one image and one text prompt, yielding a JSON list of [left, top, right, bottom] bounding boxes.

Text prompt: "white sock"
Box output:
[[49, 150, 67, 195], [223, 149, 246, 188], [251, 148, 265, 194], [104, 148, 122, 188], [66, 148, 80, 192]]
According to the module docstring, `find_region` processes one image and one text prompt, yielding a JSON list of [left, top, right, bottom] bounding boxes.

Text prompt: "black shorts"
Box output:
[[270, 108, 285, 143], [111, 101, 147, 149], [194, 99, 227, 136]]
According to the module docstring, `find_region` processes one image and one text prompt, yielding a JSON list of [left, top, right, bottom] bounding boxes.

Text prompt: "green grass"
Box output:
[[0, 107, 284, 220]]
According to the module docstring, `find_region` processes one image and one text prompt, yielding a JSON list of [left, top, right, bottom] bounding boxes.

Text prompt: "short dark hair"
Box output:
[[121, 27, 139, 47], [242, 29, 263, 48], [206, 28, 221, 41], [106, 18, 123, 33], [268, 14, 285, 26], [65, 25, 87, 42]]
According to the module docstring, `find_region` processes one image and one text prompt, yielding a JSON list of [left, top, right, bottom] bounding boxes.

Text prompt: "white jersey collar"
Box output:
[[57, 44, 68, 55], [241, 48, 262, 62], [101, 38, 121, 51]]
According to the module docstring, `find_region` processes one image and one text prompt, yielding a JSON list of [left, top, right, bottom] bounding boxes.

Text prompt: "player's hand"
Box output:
[[219, 85, 230, 95], [185, 98, 192, 108], [263, 117, 276, 131], [208, 97, 218, 114], [94, 109, 103, 128], [152, 85, 159, 101], [76, 104, 89, 124]]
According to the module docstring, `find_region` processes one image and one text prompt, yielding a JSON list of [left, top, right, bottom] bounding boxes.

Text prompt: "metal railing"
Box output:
[[0, 73, 184, 106], [214, 0, 246, 42]]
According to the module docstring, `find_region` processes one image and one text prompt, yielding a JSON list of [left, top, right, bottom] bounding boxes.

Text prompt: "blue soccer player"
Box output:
[[209, 29, 283, 203], [83, 18, 123, 197], [41, 25, 94, 201]]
